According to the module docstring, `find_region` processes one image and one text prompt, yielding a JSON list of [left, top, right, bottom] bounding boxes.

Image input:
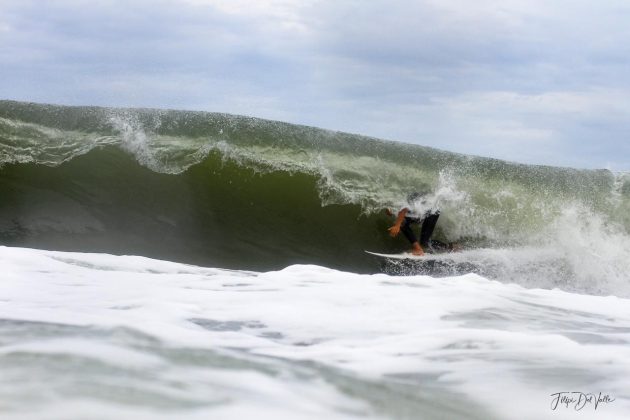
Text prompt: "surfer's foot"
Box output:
[[411, 243, 424, 256]]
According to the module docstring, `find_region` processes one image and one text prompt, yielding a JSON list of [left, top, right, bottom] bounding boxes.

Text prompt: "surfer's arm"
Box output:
[[388, 208, 408, 237]]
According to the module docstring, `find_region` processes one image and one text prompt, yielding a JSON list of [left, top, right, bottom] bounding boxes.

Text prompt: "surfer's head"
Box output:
[[407, 192, 423, 203], [407, 184, 431, 204]]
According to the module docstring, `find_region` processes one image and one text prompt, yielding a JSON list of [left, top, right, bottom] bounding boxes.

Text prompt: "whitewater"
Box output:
[[1, 247, 628, 419], [1, 100, 630, 419]]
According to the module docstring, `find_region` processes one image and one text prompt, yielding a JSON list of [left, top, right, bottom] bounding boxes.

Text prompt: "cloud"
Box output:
[[1, 0, 629, 169]]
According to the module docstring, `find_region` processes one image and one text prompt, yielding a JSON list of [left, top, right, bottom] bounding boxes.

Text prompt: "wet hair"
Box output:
[[406, 192, 423, 203], [407, 184, 431, 203]]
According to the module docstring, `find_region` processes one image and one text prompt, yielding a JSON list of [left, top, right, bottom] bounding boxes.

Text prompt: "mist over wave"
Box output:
[[1, 100, 629, 295]]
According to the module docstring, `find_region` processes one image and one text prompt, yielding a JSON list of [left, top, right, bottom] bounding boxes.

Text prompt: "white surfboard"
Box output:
[[365, 250, 427, 260]]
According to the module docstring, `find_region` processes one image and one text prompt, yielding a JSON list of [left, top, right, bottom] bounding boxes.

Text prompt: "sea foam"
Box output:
[[1, 246, 629, 419]]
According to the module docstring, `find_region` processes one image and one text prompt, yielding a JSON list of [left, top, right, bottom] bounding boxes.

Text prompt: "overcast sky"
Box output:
[[1, 0, 629, 170]]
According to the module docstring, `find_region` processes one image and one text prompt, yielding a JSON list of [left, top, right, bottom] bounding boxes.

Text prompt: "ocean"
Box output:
[[1, 100, 629, 419]]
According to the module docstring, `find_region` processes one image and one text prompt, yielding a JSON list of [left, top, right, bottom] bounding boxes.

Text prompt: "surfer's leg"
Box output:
[[400, 218, 418, 244], [420, 212, 440, 248], [400, 218, 424, 255]]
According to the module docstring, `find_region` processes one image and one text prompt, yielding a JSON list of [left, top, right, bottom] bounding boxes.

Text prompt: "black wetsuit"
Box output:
[[400, 211, 447, 252]]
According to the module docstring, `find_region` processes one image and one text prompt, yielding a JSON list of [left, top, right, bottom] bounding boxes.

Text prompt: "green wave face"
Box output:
[[1, 100, 629, 290]]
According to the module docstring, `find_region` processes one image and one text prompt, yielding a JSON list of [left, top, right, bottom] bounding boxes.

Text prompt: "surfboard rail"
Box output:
[[365, 250, 426, 260]]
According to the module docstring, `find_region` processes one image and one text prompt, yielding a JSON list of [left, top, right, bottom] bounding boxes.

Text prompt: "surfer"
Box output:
[[386, 191, 456, 256]]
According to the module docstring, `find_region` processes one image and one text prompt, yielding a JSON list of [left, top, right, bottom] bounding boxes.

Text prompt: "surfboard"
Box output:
[[365, 250, 427, 260], [365, 249, 481, 277], [366, 242, 464, 260]]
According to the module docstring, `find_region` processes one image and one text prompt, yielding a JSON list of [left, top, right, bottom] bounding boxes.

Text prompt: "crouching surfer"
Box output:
[[386, 192, 461, 256]]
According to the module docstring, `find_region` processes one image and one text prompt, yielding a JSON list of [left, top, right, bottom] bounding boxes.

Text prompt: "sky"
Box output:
[[1, 0, 629, 170]]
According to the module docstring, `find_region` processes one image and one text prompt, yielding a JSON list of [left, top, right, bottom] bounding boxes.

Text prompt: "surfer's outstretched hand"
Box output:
[[388, 225, 400, 237]]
